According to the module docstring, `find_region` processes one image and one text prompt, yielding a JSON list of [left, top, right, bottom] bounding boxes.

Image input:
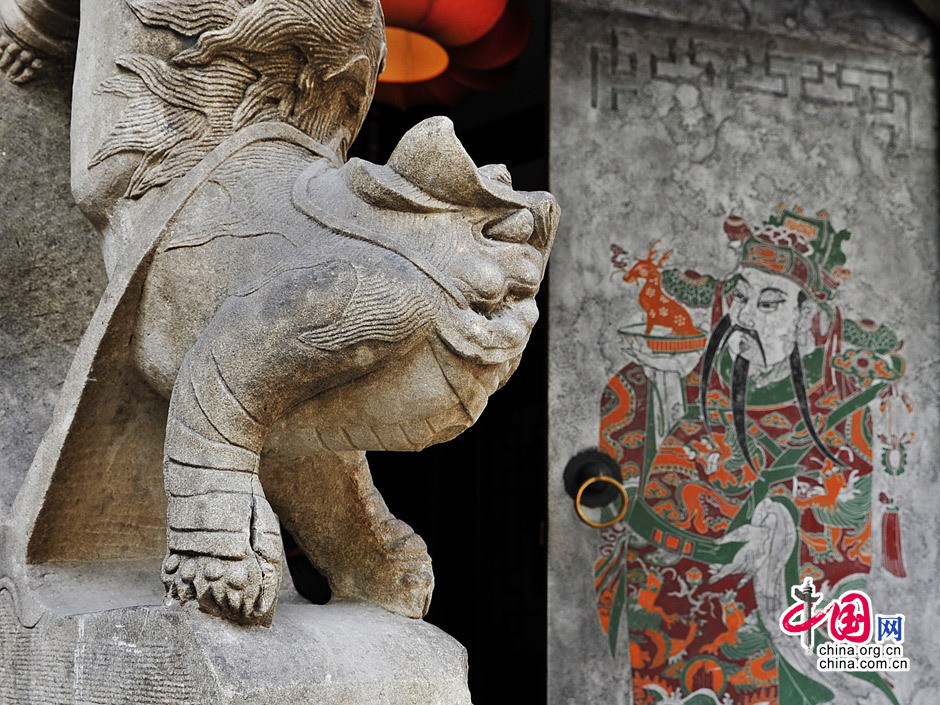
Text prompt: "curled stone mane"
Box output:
[[91, 0, 384, 197]]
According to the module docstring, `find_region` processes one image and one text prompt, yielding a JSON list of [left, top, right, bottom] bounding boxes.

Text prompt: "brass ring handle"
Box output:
[[574, 475, 628, 529]]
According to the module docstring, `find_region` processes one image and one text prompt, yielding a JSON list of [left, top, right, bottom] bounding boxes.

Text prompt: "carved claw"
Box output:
[[0, 29, 43, 84], [163, 492, 283, 626], [396, 568, 434, 617], [162, 552, 281, 626], [379, 518, 434, 618]]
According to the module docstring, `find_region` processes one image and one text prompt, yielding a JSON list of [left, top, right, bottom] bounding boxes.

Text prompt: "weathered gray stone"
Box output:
[[549, 1, 939, 703], [1, 0, 557, 700], [0, 58, 105, 517], [0, 548, 473, 704]]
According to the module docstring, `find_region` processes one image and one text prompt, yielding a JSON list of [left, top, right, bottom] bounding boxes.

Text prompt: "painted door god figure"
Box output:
[[596, 207, 909, 705]]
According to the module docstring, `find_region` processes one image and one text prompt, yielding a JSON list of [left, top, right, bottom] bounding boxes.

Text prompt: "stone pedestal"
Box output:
[[0, 541, 473, 704]]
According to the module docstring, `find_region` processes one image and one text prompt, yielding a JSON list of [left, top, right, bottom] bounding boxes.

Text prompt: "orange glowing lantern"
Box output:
[[381, 27, 450, 83], [376, 0, 532, 109]]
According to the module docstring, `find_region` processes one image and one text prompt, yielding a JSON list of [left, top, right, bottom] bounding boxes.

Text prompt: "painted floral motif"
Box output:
[[831, 349, 902, 386]]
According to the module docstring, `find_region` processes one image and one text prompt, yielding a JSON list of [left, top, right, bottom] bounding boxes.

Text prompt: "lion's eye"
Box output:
[[483, 209, 534, 243]]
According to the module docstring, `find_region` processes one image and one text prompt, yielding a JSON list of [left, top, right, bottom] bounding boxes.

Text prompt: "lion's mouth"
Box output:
[[468, 280, 541, 320]]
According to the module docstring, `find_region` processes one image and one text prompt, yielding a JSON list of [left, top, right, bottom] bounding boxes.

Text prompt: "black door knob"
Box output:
[[562, 449, 621, 508]]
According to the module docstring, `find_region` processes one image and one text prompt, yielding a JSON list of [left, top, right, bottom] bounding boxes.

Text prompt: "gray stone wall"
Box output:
[[0, 69, 106, 517], [548, 0, 940, 702]]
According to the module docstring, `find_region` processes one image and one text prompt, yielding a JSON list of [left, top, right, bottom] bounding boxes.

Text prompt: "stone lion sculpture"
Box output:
[[2, 0, 557, 628]]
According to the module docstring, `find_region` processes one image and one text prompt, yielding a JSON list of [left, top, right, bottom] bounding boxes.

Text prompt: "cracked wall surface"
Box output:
[[548, 1, 940, 702]]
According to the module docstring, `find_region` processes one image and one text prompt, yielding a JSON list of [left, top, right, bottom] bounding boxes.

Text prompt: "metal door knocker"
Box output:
[[563, 450, 628, 528]]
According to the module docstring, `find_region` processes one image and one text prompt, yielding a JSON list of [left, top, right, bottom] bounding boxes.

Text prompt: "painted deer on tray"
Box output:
[[611, 241, 701, 337]]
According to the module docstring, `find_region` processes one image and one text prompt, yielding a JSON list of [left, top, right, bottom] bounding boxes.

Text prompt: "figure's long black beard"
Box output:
[[700, 317, 840, 475], [699, 314, 731, 425], [789, 344, 842, 467], [699, 315, 766, 423], [731, 353, 756, 474]]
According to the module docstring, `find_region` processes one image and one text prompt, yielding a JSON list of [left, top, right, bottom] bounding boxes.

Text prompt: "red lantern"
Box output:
[[376, 0, 532, 109]]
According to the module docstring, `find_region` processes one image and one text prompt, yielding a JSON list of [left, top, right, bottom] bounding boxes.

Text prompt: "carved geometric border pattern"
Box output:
[[589, 29, 912, 155]]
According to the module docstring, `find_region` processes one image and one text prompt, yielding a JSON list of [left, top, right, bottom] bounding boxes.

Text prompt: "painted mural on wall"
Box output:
[[592, 206, 912, 705]]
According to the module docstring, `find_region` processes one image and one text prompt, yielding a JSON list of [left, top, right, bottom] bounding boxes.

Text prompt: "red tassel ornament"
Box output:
[[880, 495, 907, 578]]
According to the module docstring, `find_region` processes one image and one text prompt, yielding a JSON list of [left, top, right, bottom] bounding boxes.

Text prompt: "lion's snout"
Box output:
[[529, 193, 559, 250], [457, 192, 557, 320], [484, 209, 534, 243], [481, 193, 557, 253]]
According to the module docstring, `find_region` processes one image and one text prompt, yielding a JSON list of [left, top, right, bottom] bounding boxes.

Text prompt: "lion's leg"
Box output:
[[262, 450, 434, 619], [159, 262, 426, 625], [161, 344, 283, 626]]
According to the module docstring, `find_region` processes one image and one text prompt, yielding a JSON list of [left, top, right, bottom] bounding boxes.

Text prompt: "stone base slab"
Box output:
[[0, 559, 472, 705]]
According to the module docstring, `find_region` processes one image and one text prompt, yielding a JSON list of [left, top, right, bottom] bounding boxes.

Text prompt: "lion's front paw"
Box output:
[[0, 30, 43, 84], [162, 551, 281, 625], [163, 490, 283, 625], [364, 518, 434, 619]]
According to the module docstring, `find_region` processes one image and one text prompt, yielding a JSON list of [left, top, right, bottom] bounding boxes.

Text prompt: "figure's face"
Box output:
[[297, 22, 386, 161], [332, 33, 386, 159], [726, 267, 811, 371]]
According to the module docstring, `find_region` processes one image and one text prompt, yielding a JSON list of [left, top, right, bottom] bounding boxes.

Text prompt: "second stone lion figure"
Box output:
[[7, 0, 557, 626]]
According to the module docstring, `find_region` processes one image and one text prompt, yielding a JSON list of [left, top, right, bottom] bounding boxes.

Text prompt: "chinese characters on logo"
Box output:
[[778, 578, 909, 672]]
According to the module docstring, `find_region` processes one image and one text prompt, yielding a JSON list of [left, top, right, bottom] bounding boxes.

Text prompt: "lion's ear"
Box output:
[[386, 117, 521, 209], [340, 117, 525, 214], [343, 160, 457, 214], [385, 117, 482, 207]]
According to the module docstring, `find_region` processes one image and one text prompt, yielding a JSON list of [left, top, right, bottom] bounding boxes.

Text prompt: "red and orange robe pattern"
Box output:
[[595, 334, 886, 705]]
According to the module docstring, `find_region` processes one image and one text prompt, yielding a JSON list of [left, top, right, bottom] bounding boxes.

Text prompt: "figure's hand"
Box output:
[[623, 337, 701, 376], [708, 498, 795, 590], [0, 27, 43, 84], [709, 521, 773, 588]]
